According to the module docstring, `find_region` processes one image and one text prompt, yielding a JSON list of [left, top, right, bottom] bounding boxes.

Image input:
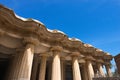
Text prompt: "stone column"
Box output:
[[5, 37, 39, 80], [61, 57, 65, 80], [105, 65, 112, 77], [38, 54, 48, 80], [48, 61, 52, 80], [17, 43, 35, 80], [98, 63, 105, 77], [6, 43, 35, 80], [71, 52, 82, 80], [82, 63, 88, 80], [11, 51, 24, 80], [5, 52, 21, 80], [72, 57, 81, 80], [31, 55, 39, 80], [92, 65, 97, 78], [87, 60, 94, 80], [51, 46, 63, 80]]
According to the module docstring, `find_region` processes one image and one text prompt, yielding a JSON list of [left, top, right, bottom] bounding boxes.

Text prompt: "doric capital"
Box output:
[[78, 58, 86, 63], [104, 62, 111, 66], [39, 53, 51, 57], [23, 37, 39, 45], [70, 52, 80, 57], [96, 59, 104, 63], [50, 46, 63, 52], [85, 55, 95, 61]]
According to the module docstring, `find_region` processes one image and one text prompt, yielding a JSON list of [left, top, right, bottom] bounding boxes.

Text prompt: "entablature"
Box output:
[[0, 5, 113, 61]]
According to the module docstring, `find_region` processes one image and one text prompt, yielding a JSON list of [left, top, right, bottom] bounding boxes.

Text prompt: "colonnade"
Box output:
[[0, 5, 113, 80], [5, 45, 112, 80]]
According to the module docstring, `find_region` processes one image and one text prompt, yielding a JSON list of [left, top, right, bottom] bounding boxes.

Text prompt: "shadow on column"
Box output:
[[0, 58, 10, 80], [65, 62, 73, 80]]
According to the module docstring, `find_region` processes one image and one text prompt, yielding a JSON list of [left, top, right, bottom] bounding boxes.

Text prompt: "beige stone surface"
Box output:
[[98, 63, 105, 77], [105, 65, 112, 77], [0, 5, 113, 80], [38, 56, 47, 80], [51, 52, 61, 80], [72, 56, 81, 80], [87, 61, 95, 80]]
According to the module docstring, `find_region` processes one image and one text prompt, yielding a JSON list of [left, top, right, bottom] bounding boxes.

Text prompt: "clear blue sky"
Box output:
[[0, 1, 120, 57]]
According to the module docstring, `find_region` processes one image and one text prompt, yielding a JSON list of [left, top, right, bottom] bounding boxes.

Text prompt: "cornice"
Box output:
[[0, 5, 113, 60]]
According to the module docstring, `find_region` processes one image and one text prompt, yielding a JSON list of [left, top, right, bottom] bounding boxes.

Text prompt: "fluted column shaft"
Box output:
[[5, 43, 34, 80], [51, 52, 61, 80], [98, 63, 105, 77], [18, 43, 34, 80], [87, 61, 94, 80], [105, 65, 112, 77], [11, 52, 24, 80], [38, 55, 47, 80], [72, 56, 81, 80]]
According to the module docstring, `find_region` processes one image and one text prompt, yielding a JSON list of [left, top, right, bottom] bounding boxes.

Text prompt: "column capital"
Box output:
[[50, 46, 63, 52], [78, 59, 86, 63], [70, 52, 80, 57], [23, 37, 39, 46], [39, 53, 51, 57], [16, 43, 35, 54], [85, 55, 95, 61], [97, 62, 103, 66], [104, 62, 111, 66], [96, 59, 104, 63]]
